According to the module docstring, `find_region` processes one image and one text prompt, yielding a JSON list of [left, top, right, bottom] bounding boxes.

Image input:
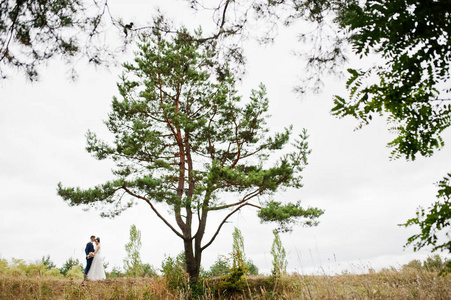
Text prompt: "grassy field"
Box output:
[[1, 267, 450, 299]]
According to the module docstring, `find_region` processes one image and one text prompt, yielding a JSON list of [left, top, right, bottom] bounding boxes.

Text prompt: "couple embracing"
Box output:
[[84, 235, 106, 281]]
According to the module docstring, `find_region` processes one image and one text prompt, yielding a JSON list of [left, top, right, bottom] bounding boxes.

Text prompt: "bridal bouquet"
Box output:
[[88, 252, 95, 258]]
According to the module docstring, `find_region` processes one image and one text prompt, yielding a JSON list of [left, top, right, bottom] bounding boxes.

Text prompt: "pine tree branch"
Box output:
[[209, 188, 264, 211], [121, 186, 184, 239], [201, 202, 261, 251]]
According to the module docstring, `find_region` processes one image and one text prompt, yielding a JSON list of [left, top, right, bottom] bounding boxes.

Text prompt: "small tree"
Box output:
[[59, 258, 83, 276], [209, 254, 230, 277], [41, 255, 56, 270], [231, 227, 247, 274], [423, 255, 447, 273], [124, 224, 144, 277], [66, 266, 84, 279], [208, 255, 258, 277], [161, 252, 189, 290], [246, 259, 259, 276], [57, 17, 324, 283], [402, 255, 449, 274], [142, 263, 158, 277], [108, 266, 125, 278], [271, 229, 287, 276], [402, 259, 422, 271]]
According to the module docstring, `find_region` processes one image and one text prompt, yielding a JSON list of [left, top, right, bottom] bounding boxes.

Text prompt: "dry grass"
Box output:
[[1, 268, 450, 299], [207, 268, 451, 300], [0, 276, 181, 300]]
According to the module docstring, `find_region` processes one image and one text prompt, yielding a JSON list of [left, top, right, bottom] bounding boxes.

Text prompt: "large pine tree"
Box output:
[[57, 18, 323, 282]]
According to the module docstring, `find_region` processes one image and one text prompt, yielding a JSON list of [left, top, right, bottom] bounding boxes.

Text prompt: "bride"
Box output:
[[87, 237, 106, 280]]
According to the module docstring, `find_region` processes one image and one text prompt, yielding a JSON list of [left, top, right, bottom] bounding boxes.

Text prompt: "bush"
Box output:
[[247, 259, 259, 276], [45, 268, 63, 277], [423, 255, 447, 272], [9, 259, 49, 277], [25, 262, 48, 276], [60, 258, 83, 276], [214, 266, 247, 295], [124, 224, 144, 277], [41, 255, 56, 269], [271, 230, 287, 276], [66, 265, 84, 279], [0, 258, 63, 278], [142, 263, 158, 278], [161, 253, 189, 290], [402, 259, 423, 271], [208, 255, 258, 278], [107, 266, 125, 278], [402, 255, 449, 274], [208, 255, 230, 277], [0, 258, 8, 273]]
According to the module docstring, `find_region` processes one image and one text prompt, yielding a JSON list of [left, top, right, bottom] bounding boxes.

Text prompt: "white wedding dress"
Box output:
[[87, 243, 106, 280]]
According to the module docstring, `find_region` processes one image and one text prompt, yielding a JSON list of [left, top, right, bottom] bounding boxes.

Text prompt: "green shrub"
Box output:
[[423, 255, 447, 272], [208, 255, 258, 277], [45, 268, 63, 277], [402, 255, 449, 274], [124, 224, 144, 277], [402, 259, 422, 271], [231, 228, 248, 275], [142, 263, 158, 278], [214, 266, 247, 295], [107, 266, 125, 278], [246, 259, 259, 276], [0, 258, 8, 273], [0, 258, 64, 278], [41, 255, 56, 269], [25, 262, 48, 276], [60, 258, 83, 276], [66, 265, 84, 279], [271, 230, 287, 276], [7, 259, 48, 277], [208, 255, 230, 277], [161, 253, 189, 290]]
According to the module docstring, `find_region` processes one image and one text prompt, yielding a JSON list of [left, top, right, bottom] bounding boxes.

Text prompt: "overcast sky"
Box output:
[[1, 0, 450, 275]]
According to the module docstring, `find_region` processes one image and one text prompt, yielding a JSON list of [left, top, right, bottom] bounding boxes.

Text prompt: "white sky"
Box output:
[[1, 0, 450, 275]]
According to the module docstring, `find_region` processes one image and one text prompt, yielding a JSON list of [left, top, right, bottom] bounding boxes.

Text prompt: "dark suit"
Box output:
[[84, 241, 94, 275]]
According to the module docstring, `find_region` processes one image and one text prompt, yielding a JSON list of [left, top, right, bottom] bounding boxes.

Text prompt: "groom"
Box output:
[[84, 235, 96, 281]]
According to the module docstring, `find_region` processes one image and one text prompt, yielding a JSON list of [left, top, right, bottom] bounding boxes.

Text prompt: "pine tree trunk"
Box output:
[[184, 239, 202, 283], [184, 213, 207, 284]]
